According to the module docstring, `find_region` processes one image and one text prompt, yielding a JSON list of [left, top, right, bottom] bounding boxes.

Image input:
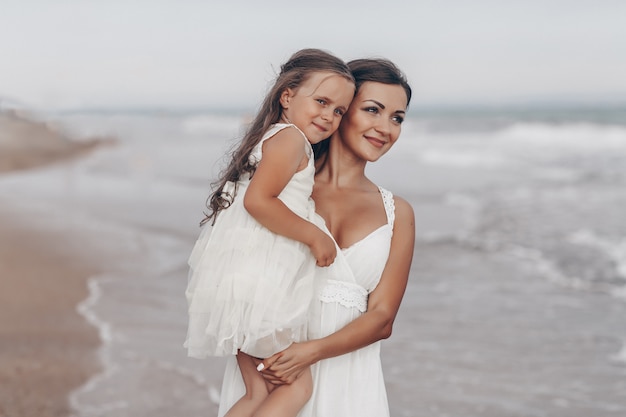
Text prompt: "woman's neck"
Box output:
[[315, 135, 371, 190]]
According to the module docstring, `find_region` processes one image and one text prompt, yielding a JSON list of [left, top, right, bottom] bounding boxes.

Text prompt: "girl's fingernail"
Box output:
[[256, 363, 265, 371]]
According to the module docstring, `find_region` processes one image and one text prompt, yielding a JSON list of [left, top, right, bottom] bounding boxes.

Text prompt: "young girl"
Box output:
[[185, 49, 355, 417]]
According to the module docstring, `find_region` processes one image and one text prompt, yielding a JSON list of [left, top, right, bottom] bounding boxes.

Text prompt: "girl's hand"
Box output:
[[258, 342, 316, 385], [309, 230, 337, 267]]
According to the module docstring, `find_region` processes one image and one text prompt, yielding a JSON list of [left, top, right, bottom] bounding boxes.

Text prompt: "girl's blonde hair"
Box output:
[[202, 48, 354, 225]]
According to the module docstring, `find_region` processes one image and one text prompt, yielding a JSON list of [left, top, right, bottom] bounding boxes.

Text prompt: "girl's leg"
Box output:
[[224, 352, 271, 417], [253, 366, 312, 417]]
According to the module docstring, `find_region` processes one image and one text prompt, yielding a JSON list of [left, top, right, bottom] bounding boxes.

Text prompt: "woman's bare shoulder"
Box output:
[[391, 194, 415, 222]]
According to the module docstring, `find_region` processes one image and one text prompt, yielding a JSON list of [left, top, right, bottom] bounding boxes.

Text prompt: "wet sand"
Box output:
[[0, 208, 102, 417], [0, 111, 108, 417]]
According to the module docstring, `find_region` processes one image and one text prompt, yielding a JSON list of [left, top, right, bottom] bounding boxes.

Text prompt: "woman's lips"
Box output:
[[365, 135, 386, 148]]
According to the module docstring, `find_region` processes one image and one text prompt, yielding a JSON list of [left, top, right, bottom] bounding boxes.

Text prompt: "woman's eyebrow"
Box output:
[[363, 99, 406, 114], [363, 99, 385, 109]]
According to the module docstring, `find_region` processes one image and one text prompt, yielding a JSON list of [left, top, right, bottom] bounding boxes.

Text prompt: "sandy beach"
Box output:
[[0, 205, 101, 417], [0, 112, 111, 417]]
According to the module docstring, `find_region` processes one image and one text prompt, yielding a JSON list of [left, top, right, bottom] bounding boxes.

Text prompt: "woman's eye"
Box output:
[[392, 115, 404, 124], [364, 106, 379, 114]]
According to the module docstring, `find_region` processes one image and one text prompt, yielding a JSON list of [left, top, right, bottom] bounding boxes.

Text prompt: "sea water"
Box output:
[[1, 106, 625, 416]]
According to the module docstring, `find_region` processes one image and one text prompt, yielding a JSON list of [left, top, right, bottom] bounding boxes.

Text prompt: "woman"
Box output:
[[217, 58, 414, 417]]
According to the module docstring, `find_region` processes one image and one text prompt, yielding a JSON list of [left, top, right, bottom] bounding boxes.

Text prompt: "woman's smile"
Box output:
[[364, 134, 387, 148]]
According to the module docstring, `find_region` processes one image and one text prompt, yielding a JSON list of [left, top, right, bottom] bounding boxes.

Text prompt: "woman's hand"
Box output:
[[258, 342, 317, 385]]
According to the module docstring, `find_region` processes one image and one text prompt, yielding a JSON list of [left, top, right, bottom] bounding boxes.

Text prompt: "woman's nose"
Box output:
[[375, 117, 391, 135]]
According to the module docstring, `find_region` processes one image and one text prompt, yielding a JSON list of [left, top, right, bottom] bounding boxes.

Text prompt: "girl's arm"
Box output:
[[259, 197, 415, 384], [244, 127, 336, 266]]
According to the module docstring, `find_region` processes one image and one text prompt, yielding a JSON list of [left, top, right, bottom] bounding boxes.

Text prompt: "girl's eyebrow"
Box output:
[[320, 96, 348, 111], [363, 99, 406, 114]]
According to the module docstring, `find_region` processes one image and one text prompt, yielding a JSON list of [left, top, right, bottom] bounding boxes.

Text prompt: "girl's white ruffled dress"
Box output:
[[185, 123, 317, 359], [217, 187, 397, 417]]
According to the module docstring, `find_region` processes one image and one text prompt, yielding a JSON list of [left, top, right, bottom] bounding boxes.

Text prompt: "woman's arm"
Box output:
[[259, 197, 415, 384], [244, 127, 336, 266]]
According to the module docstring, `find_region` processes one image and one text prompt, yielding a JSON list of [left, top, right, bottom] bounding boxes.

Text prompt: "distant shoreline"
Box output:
[[0, 110, 115, 174], [21, 102, 625, 128]]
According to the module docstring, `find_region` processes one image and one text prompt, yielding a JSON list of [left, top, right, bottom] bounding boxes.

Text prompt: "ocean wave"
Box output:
[[505, 245, 594, 292], [403, 120, 626, 175], [70, 275, 122, 417], [418, 149, 511, 169], [499, 122, 626, 151], [568, 229, 626, 282], [610, 340, 626, 364], [181, 114, 245, 136]]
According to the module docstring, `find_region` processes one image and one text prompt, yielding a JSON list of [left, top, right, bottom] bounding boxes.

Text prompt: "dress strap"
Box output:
[[289, 123, 313, 159], [274, 123, 313, 159], [251, 123, 312, 163], [378, 186, 395, 228]]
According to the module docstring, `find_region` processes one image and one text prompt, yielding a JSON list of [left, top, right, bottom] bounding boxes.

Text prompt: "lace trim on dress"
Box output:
[[318, 279, 368, 312], [378, 186, 395, 228]]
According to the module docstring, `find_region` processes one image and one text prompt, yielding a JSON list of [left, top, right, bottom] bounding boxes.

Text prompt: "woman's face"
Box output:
[[337, 81, 407, 162]]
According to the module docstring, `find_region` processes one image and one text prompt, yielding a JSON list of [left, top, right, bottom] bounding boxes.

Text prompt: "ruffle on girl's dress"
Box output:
[[185, 212, 316, 358]]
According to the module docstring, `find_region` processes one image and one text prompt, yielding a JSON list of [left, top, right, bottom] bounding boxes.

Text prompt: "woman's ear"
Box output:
[[279, 88, 293, 108]]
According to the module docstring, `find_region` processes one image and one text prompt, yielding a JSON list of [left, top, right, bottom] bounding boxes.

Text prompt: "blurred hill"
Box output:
[[0, 110, 115, 173]]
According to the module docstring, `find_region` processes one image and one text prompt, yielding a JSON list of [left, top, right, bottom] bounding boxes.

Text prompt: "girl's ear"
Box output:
[[279, 88, 293, 108]]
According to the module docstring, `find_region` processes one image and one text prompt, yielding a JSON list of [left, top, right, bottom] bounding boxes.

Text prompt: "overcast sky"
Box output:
[[1, 0, 625, 110]]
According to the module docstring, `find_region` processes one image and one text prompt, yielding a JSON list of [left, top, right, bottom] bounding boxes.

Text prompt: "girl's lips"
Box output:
[[313, 122, 328, 133]]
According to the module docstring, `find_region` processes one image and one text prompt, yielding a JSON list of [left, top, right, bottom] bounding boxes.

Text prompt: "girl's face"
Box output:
[[280, 72, 355, 144], [338, 81, 407, 162]]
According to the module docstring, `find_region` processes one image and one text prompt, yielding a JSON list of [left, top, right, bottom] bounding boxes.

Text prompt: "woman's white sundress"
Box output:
[[217, 186, 396, 417], [185, 123, 317, 359]]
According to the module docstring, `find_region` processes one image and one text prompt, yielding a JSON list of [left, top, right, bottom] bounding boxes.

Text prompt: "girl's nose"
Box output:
[[321, 107, 334, 122]]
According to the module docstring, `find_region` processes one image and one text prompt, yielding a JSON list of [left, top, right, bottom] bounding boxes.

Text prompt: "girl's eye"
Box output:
[[334, 108, 344, 116], [316, 99, 327, 105]]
